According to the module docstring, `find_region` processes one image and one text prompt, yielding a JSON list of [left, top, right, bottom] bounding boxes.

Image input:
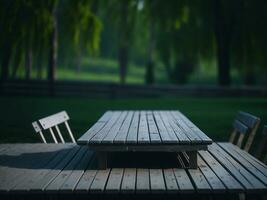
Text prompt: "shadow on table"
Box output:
[[0, 144, 192, 170]]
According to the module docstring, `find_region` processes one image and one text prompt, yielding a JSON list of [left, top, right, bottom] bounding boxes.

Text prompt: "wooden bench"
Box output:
[[0, 143, 266, 198], [229, 111, 260, 152]]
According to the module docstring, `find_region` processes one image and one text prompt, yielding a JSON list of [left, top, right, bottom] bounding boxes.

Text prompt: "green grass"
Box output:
[[0, 96, 266, 154], [12, 57, 267, 85]]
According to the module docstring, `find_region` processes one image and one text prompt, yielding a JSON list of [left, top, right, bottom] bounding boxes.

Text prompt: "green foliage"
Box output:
[[0, 0, 102, 78], [1, 0, 267, 85], [59, 0, 102, 54]]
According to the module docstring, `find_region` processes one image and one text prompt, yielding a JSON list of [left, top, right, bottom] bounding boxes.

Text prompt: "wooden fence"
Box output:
[[0, 79, 267, 98]]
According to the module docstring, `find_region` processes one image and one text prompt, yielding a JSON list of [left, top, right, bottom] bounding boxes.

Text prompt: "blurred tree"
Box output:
[[58, 0, 102, 72], [103, 0, 138, 84], [0, 0, 102, 87], [232, 0, 267, 85], [211, 0, 238, 85], [144, 0, 212, 84]]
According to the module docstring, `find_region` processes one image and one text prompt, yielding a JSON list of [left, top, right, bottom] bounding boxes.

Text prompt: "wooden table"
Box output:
[[78, 110, 212, 169], [0, 143, 266, 200]]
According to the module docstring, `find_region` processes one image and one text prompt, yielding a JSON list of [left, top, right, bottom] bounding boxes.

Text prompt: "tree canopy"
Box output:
[[1, 0, 266, 86]]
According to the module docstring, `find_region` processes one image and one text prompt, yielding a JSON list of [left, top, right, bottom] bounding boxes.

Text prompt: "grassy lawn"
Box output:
[[0, 96, 266, 153]]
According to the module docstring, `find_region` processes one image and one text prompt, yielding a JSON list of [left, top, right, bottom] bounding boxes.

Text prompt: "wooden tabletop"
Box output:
[[0, 143, 266, 198], [78, 110, 212, 147]]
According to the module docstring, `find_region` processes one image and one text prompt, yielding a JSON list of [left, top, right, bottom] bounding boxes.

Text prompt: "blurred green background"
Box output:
[[0, 0, 267, 150], [1, 0, 267, 85]]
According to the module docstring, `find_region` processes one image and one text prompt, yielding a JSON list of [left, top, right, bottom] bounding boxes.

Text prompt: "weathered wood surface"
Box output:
[[229, 111, 260, 152], [77, 110, 212, 149], [0, 143, 266, 196]]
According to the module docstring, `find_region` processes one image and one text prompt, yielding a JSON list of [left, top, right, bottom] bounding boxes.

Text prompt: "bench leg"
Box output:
[[96, 152, 107, 169], [188, 151, 197, 169]]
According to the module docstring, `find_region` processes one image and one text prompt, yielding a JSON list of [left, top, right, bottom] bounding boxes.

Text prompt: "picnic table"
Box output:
[[0, 143, 266, 200], [77, 110, 213, 169]]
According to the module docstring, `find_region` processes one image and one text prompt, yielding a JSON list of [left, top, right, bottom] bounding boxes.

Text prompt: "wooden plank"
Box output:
[[39, 111, 69, 130], [0, 145, 39, 191], [166, 112, 191, 143], [177, 111, 212, 143], [59, 150, 94, 192], [78, 112, 114, 144], [11, 144, 76, 191], [153, 111, 173, 143], [150, 169, 166, 192], [163, 169, 179, 192], [173, 168, 194, 193], [77, 122, 107, 144], [159, 111, 179, 143], [147, 111, 162, 143], [0, 144, 16, 154], [0, 144, 41, 187], [136, 168, 150, 192], [45, 147, 88, 192], [89, 111, 121, 143], [75, 169, 97, 192], [126, 111, 140, 143], [89, 169, 110, 192], [208, 144, 253, 190], [74, 154, 97, 192], [30, 145, 81, 191], [114, 111, 134, 143], [233, 120, 248, 134], [236, 111, 259, 129], [105, 168, 124, 192], [170, 111, 200, 143], [197, 155, 226, 192], [221, 142, 267, 174], [102, 111, 128, 143], [219, 142, 267, 185], [199, 150, 244, 191], [98, 111, 113, 122], [209, 143, 265, 190], [138, 111, 150, 143], [0, 144, 62, 192], [88, 144, 207, 152], [188, 167, 211, 192], [121, 168, 136, 193]]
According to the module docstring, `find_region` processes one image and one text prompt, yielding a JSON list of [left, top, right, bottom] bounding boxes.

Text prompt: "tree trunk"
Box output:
[[145, 21, 155, 85], [48, 3, 58, 96], [213, 0, 231, 86], [25, 46, 32, 80], [36, 55, 43, 79], [118, 46, 128, 84], [244, 37, 255, 85], [36, 40, 44, 79], [75, 49, 81, 73], [216, 39, 231, 85], [1, 40, 11, 81], [118, 1, 130, 84], [145, 61, 154, 84], [12, 44, 22, 79], [240, 1, 254, 85]]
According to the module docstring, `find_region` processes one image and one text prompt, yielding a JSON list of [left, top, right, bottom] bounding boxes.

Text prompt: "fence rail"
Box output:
[[0, 79, 267, 98]]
